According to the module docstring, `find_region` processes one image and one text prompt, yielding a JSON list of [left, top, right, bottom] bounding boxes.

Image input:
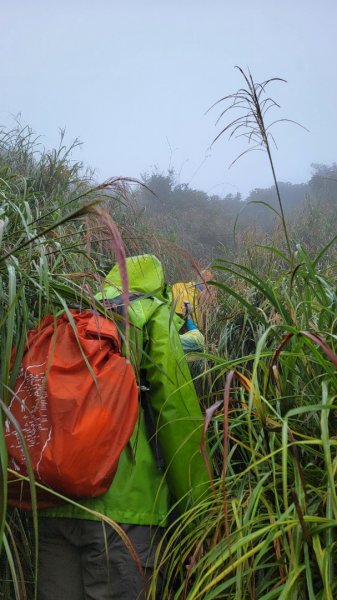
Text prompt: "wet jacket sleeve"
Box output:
[[180, 330, 205, 354], [141, 303, 210, 509]]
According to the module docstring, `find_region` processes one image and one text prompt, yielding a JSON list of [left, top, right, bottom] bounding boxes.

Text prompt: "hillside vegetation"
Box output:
[[1, 104, 337, 599], [134, 163, 337, 270]]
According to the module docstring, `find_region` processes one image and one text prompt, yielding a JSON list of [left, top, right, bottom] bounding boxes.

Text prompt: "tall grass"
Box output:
[[208, 66, 308, 265], [2, 93, 337, 599], [147, 69, 337, 598], [0, 126, 138, 598], [147, 242, 337, 599]]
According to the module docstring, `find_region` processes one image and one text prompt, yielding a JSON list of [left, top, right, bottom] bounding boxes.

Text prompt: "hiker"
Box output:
[[178, 300, 205, 355], [35, 254, 209, 600], [172, 272, 213, 356]]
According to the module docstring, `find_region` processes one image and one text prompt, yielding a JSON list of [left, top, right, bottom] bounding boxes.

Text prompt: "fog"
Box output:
[[2, 0, 337, 198]]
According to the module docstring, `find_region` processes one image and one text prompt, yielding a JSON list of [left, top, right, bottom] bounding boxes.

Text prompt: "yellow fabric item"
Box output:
[[172, 281, 203, 328]]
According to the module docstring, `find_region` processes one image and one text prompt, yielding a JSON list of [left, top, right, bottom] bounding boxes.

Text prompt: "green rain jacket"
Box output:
[[43, 255, 209, 526]]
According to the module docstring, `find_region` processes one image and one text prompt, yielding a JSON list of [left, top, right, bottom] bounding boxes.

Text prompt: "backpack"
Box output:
[[5, 308, 139, 510]]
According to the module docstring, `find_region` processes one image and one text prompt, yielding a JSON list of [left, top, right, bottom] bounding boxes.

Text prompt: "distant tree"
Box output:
[[309, 163, 337, 203], [238, 182, 308, 233], [290, 163, 337, 260], [138, 168, 176, 213]]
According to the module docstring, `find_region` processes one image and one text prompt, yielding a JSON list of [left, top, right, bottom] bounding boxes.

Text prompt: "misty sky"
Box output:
[[2, 1, 337, 199]]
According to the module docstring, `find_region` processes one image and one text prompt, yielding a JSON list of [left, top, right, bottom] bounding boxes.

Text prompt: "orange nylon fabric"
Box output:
[[5, 310, 139, 509]]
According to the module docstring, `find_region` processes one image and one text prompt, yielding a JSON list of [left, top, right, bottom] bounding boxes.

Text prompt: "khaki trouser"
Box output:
[[37, 517, 164, 600]]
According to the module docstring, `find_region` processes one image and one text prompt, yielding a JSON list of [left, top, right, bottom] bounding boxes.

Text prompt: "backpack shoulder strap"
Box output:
[[102, 292, 144, 315], [139, 371, 165, 471]]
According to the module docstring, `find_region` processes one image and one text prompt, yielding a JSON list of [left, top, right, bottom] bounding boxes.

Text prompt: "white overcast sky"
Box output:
[[2, 0, 337, 199]]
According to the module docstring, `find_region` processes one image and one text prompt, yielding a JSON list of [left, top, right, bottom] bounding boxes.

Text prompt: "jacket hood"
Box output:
[[102, 254, 168, 302]]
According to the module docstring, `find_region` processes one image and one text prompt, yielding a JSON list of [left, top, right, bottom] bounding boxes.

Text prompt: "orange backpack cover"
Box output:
[[5, 309, 139, 509]]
